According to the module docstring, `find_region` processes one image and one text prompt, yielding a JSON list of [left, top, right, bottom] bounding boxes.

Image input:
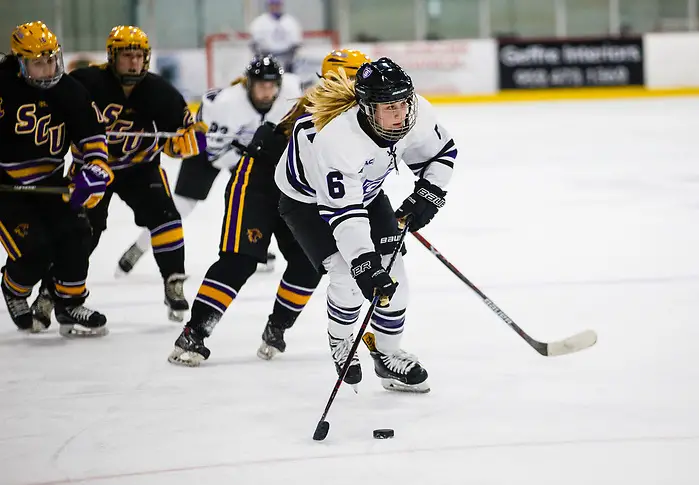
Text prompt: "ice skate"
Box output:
[[55, 303, 108, 337], [328, 332, 362, 389], [370, 348, 430, 393], [257, 317, 291, 360], [256, 251, 276, 273], [115, 242, 145, 278], [168, 326, 210, 367], [30, 286, 53, 332], [164, 273, 189, 322]]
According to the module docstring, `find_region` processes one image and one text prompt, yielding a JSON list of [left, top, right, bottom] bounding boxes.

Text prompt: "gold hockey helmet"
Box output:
[[106, 25, 151, 85], [10, 21, 64, 89], [321, 49, 371, 79]]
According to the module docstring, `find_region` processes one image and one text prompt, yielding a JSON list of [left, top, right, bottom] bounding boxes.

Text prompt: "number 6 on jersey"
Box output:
[[326, 171, 345, 199]]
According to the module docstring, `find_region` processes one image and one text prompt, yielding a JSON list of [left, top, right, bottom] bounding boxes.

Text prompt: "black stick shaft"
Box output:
[[0, 184, 70, 195]]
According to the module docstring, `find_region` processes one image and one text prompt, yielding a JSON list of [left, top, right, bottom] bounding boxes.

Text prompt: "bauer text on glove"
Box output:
[[351, 252, 398, 305], [395, 178, 446, 232]]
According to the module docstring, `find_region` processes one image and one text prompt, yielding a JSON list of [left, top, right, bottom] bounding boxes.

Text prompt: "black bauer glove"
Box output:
[[350, 252, 398, 307], [246, 121, 289, 164], [395, 178, 447, 232]]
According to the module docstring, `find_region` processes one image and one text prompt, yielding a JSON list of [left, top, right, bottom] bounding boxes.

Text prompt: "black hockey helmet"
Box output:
[[245, 55, 283, 110], [245, 54, 283, 85], [354, 57, 417, 141]]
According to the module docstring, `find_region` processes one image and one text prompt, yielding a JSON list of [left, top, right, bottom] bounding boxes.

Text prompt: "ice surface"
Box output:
[[1, 97, 698, 484]]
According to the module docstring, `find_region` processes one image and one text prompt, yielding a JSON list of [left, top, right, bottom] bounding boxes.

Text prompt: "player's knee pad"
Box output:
[[324, 252, 364, 311]]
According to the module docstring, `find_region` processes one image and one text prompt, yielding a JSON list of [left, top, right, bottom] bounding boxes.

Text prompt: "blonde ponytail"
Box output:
[[305, 69, 357, 131]]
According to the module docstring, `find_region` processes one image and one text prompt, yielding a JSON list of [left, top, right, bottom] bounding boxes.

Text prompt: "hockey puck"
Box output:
[[373, 428, 394, 439]]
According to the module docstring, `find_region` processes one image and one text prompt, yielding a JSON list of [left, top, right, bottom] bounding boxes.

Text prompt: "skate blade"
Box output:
[[168, 348, 205, 367], [167, 308, 186, 323], [114, 266, 129, 279], [256, 342, 280, 360], [380, 378, 430, 393], [256, 262, 275, 273], [59, 324, 109, 338]]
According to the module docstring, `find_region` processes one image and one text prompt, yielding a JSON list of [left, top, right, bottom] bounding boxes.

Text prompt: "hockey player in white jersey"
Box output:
[[275, 58, 456, 392], [249, 0, 303, 72], [115, 55, 301, 276]]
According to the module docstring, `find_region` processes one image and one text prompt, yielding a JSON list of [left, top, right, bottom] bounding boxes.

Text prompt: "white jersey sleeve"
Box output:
[[401, 95, 457, 189]]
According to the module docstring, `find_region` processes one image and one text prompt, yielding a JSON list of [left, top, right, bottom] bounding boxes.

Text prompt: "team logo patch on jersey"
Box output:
[[247, 228, 263, 243], [14, 223, 29, 238]]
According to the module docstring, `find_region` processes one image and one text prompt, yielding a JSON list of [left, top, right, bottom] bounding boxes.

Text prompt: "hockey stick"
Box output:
[[313, 219, 412, 442], [106, 130, 248, 152], [410, 231, 597, 357], [0, 184, 70, 195]]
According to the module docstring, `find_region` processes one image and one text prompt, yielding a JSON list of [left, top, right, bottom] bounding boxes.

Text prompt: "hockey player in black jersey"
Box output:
[[0, 22, 111, 337], [30, 25, 206, 324]]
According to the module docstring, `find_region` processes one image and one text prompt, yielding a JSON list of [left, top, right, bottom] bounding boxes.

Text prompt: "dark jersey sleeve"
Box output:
[[54, 74, 108, 166], [147, 74, 195, 132]]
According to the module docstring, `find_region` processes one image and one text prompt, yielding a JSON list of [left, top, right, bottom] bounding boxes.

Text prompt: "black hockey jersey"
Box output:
[[70, 65, 194, 171], [0, 56, 107, 185]]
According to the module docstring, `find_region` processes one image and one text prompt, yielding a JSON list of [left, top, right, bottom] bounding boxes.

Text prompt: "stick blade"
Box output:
[[546, 329, 598, 356], [313, 420, 330, 441]]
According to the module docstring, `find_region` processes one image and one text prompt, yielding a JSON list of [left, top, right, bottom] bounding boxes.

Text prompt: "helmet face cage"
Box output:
[[108, 45, 151, 85], [359, 92, 418, 142], [18, 47, 65, 89]]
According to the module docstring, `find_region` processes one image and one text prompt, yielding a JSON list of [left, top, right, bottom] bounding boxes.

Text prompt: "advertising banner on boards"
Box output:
[[498, 37, 644, 89]]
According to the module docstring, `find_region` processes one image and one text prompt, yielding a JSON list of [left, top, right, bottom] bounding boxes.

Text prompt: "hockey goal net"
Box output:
[[205, 30, 340, 89]]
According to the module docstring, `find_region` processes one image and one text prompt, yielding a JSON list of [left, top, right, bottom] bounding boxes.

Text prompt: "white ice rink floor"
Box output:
[[1, 97, 698, 484]]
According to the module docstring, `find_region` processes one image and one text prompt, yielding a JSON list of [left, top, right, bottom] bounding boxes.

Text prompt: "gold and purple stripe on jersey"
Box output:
[[220, 155, 255, 253], [0, 220, 22, 261], [1, 270, 32, 297], [150, 220, 184, 254], [53, 279, 88, 300], [275, 278, 314, 313], [194, 278, 238, 314], [69, 134, 109, 166], [0, 157, 65, 184]]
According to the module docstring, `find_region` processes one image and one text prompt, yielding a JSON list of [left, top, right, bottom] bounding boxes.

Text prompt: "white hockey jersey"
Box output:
[[249, 13, 303, 66], [197, 76, 302, 169], [274, 94, 457, 265]]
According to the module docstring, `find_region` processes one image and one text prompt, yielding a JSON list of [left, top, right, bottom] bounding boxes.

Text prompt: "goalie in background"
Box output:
[[249, 0, 303, 73], [167, 48, 370, 366], [0, 22, 110, 337]]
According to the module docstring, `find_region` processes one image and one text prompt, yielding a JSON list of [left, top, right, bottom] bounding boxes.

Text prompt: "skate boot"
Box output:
[[328, 332, 362, 388], [55, 303, 108, 337], [115, 243, 145, 278], [2, 284, 35, 331], [257, 317, 292, 360], [168, 325, 211, 367], [256, 251, 276, 273], [30, 286, 53, 332], [370, 349, 430, 393], [164, 273, 189, 322]]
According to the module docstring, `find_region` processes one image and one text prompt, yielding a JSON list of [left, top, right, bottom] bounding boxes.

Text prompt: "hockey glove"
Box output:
[[247, 121, 288, 164], [64, 161, 114, 210], [351, 252, 398, 307], [164, 121, 208, 158], [395, 178, 446, 232]]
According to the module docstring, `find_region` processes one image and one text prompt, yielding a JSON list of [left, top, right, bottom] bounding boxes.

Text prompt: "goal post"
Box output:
[[205, 30, 340, 89]]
